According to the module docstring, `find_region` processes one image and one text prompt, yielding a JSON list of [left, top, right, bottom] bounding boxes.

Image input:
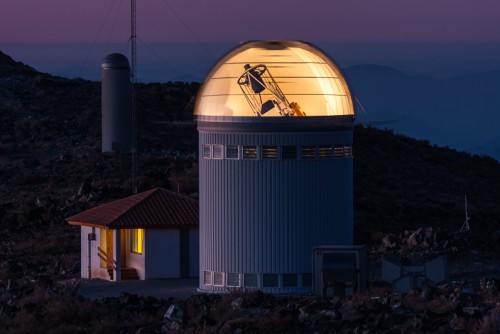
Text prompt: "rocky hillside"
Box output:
[[0, 51, 499, 333]]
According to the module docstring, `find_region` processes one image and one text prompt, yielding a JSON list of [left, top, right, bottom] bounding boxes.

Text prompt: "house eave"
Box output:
[[67, 220, 198, 230]]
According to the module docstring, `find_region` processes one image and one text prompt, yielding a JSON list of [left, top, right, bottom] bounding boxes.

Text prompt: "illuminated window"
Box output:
[[242, 146, 258, 159], [282, 146, 297, 160], [130, 229, 143, 254], [212, 145, 223, 159], [225, 145, 239, 159], [319, 145, 332, 159], [202, 144, 211, 159], [301, 146, 316, 159], [262, 146, 278, 159]]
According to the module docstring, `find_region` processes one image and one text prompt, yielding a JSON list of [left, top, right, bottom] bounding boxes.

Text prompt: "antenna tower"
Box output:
[[460, 194, 471, 232], [131, 0, 138, 194]]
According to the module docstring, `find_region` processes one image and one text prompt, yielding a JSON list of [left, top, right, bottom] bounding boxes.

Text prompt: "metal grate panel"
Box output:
[[202, 145, 211, 159], [319, 145, 332, 158], [244, 273, 258, 287], [226, 273, 240, 287], [262, 146, 278, 159], [333, 145, 344, 158], [225, 145, 239, 159], [262, 274, 279, 287], [213, 271, 224, 286], [212, 145, 223, 159], [242, 146, 258, 159], [302, 273, 312, 287], [301, 146, 316, 159], [344, 145, 352, 158], [281, 146, 297, 159], [204, 271, 212, 285], [283, 273, 298, 287]]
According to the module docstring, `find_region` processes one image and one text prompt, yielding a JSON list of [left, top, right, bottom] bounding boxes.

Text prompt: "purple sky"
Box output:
[[2, 0, 500, 43], [2, 0, 500, 82]]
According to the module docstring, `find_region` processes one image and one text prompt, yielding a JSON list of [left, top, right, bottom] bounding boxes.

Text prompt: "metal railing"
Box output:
[[97, 246, 117, 270]]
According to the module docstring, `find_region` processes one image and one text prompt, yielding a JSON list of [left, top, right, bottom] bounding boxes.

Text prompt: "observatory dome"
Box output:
[[196, 40, 354, 118], [102, 53, 130, 69]]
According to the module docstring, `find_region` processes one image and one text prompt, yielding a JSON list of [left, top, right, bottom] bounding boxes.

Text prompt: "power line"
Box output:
[[159, 0, 215, 60], [106, 0, 125, 46], [78, 0, 119, 78], [138, 38, 178, 77]]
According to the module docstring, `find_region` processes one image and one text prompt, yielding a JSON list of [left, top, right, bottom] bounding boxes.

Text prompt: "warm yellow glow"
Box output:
[[130, 228, 143, 254], [196, 41, 354, 117]]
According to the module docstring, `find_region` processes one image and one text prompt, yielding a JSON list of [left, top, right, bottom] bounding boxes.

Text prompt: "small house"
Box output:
[[66, 188, 199, 281]]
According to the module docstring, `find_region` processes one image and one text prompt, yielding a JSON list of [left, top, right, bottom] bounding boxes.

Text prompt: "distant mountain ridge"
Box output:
[[0, 51, 38, 77], [343, 64, 500, 161]]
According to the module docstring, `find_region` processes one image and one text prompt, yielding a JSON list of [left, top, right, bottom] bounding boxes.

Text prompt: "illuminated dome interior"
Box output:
[[196, 40, 354, 117]]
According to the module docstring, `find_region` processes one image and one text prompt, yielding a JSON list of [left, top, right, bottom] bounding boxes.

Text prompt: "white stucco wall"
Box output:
[[145, 229, 180, 279], [189, 228, 199, 277], [80, 226, 199, 280], [80, 226, 110, 280]]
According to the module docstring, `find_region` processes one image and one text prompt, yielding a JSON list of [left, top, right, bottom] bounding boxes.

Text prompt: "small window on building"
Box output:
[[225, 145, 239, 159], [213, 271, 224, 286], [262, 146, 278, 159], [283, 273, 298, 287], [281, 146, 297, 160], [226, 273, 240, 287], [242, 146, 258, 159], [263, 274, 279, 287], [302, 273, 313, 287], [212, 145, 223, 159], [301, 146, 316, 159], [130, 229, 144, 254], [243, 273, 258, 287], [344, 145, 352, 158], [319, 145, 332, 159], [204, 271, 212, 285], [202, 144, 211, 159], [333, 145, 344, 158]]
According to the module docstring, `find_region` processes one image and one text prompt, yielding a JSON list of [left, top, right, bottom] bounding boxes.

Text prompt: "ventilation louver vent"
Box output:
[[213, 271, 224, 286], [244, 273, 258, 287], [226, 273, 240, 287]]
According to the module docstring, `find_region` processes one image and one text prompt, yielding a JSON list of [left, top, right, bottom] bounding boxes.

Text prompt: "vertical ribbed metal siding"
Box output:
[[199, 130, 353, 285]]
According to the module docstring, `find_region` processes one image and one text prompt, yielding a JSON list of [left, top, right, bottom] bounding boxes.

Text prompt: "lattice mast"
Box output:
[[131, 0, 138, 194]]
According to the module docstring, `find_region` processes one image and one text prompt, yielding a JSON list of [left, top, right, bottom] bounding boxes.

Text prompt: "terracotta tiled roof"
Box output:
[[66, 188, 198, 229]]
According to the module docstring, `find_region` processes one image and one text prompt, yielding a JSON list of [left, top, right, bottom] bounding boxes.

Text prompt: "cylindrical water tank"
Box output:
[[195, 41, 355, 294], [101, 53, 132, 153]]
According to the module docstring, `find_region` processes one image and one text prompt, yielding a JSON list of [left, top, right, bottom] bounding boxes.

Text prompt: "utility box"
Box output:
[[313, 245, 367, 298]]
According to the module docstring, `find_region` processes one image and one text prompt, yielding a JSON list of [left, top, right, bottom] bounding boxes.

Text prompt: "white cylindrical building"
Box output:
[[196, 41, 355, 294], [101, 53, 132, 153]]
